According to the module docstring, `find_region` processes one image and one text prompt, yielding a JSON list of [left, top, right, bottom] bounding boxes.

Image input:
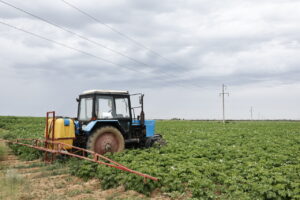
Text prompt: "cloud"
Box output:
[[0, 0, 300, 118]]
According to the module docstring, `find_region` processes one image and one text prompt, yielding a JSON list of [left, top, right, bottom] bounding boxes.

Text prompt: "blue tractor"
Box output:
[[72, 90, 164, 155]]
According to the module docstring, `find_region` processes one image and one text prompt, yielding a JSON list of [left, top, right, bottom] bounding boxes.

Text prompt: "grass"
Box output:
[[0, 169, 26, 200], [45, 194, 67, 200], [65, 188, 93, 197], [66, 189, 83, 197], [12, 162, 46, 169], [31, 161, 69, 178], [106, 195, 148, 200]]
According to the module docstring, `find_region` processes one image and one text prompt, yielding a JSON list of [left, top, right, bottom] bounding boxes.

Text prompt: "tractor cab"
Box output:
[[77, 90, 132, 133], [74, 90, 161, 155]]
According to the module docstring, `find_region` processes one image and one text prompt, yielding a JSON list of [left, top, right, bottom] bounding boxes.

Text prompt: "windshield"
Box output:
[[96, 96, 114, 119], [78, 97, 93, 121], [96, 96, 130, 119]]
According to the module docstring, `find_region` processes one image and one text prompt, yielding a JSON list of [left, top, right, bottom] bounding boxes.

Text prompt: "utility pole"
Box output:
[[250, 106, 253, 120], [219, 84, 229, 124]]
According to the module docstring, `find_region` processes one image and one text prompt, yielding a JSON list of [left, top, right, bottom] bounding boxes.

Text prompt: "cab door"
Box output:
[[114, 97, 131, 135]]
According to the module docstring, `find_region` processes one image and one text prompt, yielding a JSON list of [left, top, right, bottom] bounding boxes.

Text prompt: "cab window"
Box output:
[[96, 96, 114, 119], [115, 97, 129, 118], [78, 97, 93, 121]]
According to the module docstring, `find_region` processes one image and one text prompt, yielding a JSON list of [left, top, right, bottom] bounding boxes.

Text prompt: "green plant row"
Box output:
[[0, 116, 44, 160], [0, 116, 300, 199]]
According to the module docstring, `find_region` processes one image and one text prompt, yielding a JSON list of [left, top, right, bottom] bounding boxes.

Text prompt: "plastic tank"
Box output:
[[45, 118, 75, 149], [145, 120, 155, 137]]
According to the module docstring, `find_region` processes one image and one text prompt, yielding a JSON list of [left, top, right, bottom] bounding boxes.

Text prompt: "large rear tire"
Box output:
[[87, 126, 125, 155]]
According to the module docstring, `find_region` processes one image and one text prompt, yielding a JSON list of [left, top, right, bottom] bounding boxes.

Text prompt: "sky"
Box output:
[[0, 0, 300, 120]]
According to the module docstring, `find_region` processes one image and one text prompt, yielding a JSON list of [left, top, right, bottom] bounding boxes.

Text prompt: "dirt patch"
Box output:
[[0, 142, 8, 161]]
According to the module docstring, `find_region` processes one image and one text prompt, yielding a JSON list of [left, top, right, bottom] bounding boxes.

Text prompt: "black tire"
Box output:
[[87, 126, 125, 155], [145, 134, 166, 148]]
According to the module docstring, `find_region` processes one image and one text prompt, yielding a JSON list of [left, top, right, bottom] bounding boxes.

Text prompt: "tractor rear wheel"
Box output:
[[87, 126, 125, 155]]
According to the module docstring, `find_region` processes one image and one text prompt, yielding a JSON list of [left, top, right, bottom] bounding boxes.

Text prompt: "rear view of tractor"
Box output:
[[45, 90, 164, 155]]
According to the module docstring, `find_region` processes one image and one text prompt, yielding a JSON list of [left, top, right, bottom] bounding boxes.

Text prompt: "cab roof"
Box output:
[[80, 89, 129, 95]]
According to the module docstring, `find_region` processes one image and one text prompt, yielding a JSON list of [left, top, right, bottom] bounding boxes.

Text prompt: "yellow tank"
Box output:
[[45, 118, 75, 149]]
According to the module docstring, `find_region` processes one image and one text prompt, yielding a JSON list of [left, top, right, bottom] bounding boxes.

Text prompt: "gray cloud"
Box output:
[[0, 0, 300, 119]]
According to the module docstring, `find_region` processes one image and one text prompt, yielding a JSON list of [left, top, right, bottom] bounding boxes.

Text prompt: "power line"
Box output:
[[0, 20, 140, 73], [60, 0, 191, 75], [0, 0, 154, 70], [0, 0, 199, 88], [0, 20, 193, 88]]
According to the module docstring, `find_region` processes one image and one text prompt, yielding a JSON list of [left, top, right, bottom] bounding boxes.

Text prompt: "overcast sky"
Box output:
[[0, 0, 300, 119]]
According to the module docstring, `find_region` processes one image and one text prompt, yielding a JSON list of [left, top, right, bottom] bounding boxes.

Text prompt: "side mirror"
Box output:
[[76, 98, 79, 102]]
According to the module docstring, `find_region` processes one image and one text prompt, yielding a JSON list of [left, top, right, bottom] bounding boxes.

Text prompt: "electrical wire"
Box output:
[[0, 20, 196, 88], [0, 20, 140, 73], [60, 0, 185, 69], [0, 0, 198, 87], [0, 0, 153, 69], [60, 0, 202, 87]]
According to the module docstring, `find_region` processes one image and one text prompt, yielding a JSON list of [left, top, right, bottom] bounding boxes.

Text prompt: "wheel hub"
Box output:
[[105, 143, 112, 151], [94, 132, 120, 154]]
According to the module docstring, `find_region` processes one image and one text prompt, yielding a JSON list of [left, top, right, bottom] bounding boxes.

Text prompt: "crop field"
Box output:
[[0, 116, 300, 199]]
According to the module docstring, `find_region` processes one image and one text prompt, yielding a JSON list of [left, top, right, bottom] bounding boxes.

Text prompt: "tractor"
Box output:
[[47, 90, 163, 155]]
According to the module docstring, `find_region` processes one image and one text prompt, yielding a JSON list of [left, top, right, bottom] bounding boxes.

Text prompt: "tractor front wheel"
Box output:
[[145, 134, 166, 148], [87, 126, 124, 155]]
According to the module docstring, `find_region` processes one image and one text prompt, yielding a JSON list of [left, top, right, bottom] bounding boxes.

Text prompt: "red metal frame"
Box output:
[[0, 138, 158, 181], [45, 111, 55, 162], [45, 111, 55, 141]]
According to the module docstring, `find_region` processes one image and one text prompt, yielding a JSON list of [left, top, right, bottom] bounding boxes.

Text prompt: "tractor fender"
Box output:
[[83, 120, 125, 135]]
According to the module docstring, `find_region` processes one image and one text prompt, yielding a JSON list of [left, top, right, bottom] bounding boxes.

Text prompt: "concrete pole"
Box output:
[[222, 84, 225, 123], [220, 84, 229, 124]]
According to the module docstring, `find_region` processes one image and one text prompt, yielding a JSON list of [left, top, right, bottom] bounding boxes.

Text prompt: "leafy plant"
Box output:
[[1, 116, 300, 199]]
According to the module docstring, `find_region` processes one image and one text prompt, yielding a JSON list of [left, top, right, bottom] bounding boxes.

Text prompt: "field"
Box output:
[[0, 116, 300, 199]]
